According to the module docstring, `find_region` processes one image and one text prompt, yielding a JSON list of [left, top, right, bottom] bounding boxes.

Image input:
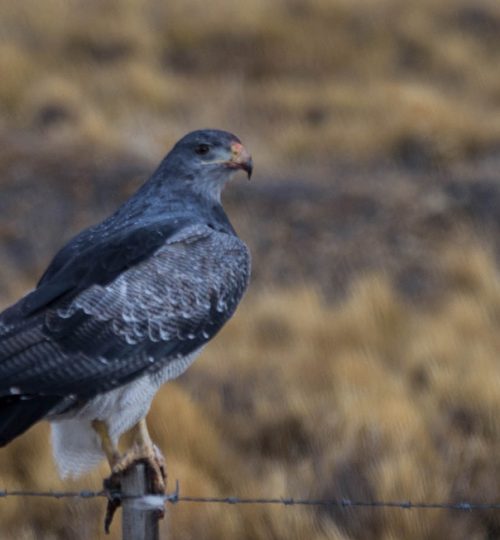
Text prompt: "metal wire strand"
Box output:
[[1, 483, 500, 511]]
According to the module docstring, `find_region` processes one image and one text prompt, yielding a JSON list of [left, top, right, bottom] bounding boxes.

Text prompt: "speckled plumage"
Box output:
[[0, 129, 251, 476]]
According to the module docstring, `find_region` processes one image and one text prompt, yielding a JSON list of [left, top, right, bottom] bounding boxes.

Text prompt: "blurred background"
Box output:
[[1, 0, 500, 538]]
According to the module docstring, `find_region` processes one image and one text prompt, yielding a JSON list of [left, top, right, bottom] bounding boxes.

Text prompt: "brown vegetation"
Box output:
[[1, 0, 500, 167], [2, 247, 500, 539], [2, 1, 500, 538]]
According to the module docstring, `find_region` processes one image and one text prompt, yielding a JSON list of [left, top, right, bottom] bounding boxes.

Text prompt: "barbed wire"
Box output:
[[0, 489, 107, 499], [2, 483, 500, 511]]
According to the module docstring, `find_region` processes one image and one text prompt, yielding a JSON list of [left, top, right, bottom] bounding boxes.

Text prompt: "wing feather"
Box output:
[[20, 217, 194, 317], [0, 228, 250, 400]]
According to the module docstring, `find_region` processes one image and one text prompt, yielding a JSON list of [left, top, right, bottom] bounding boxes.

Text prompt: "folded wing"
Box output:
[[0, 224, 250, 444]]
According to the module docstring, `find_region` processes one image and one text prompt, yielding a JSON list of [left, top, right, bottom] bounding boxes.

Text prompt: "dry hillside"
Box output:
[[1, 1, 500, 539]]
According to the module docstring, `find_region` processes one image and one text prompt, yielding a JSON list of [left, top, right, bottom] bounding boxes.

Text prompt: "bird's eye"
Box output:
[[195, 144, 210, 155]]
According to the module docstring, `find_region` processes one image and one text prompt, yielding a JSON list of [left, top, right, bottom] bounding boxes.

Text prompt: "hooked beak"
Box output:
[[228, 142, 253, 179]]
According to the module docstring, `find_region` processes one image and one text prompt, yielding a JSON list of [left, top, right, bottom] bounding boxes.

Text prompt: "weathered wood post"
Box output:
[[121, 463, 163, 540]]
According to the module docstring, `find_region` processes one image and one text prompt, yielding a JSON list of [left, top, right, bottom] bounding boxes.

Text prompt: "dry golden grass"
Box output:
[[2, 244, 500, 538], [2, 1, 500, 537], [1, 0, 500, 167]]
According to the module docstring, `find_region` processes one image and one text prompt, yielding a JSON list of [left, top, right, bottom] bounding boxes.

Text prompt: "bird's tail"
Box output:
[[0, 395, 61, 446]]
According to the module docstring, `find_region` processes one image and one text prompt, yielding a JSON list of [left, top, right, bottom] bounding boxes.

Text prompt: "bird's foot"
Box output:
[[111, 442, 167, 493], [103, 444, 167, 533]]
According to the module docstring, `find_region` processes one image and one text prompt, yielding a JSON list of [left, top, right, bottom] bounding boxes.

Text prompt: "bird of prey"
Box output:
[[0, 129, 252, 490]]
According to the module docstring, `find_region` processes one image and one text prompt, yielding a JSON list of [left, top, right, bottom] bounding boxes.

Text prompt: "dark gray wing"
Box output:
[[0, 226, 250, 443], [21, 216, 195, 317]]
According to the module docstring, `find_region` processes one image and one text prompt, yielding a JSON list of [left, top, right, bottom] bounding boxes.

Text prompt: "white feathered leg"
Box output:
[[51, 419, 106, 478]]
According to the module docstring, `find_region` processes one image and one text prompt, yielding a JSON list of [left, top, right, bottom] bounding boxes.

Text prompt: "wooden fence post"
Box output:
[[121, 463, 162, 540]]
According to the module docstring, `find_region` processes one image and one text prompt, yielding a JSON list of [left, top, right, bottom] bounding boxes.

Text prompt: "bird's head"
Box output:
[[161, 129, 253, 202]]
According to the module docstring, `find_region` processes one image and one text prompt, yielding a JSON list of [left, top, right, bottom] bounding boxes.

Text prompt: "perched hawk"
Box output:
[[0, 129, 252, 487]]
